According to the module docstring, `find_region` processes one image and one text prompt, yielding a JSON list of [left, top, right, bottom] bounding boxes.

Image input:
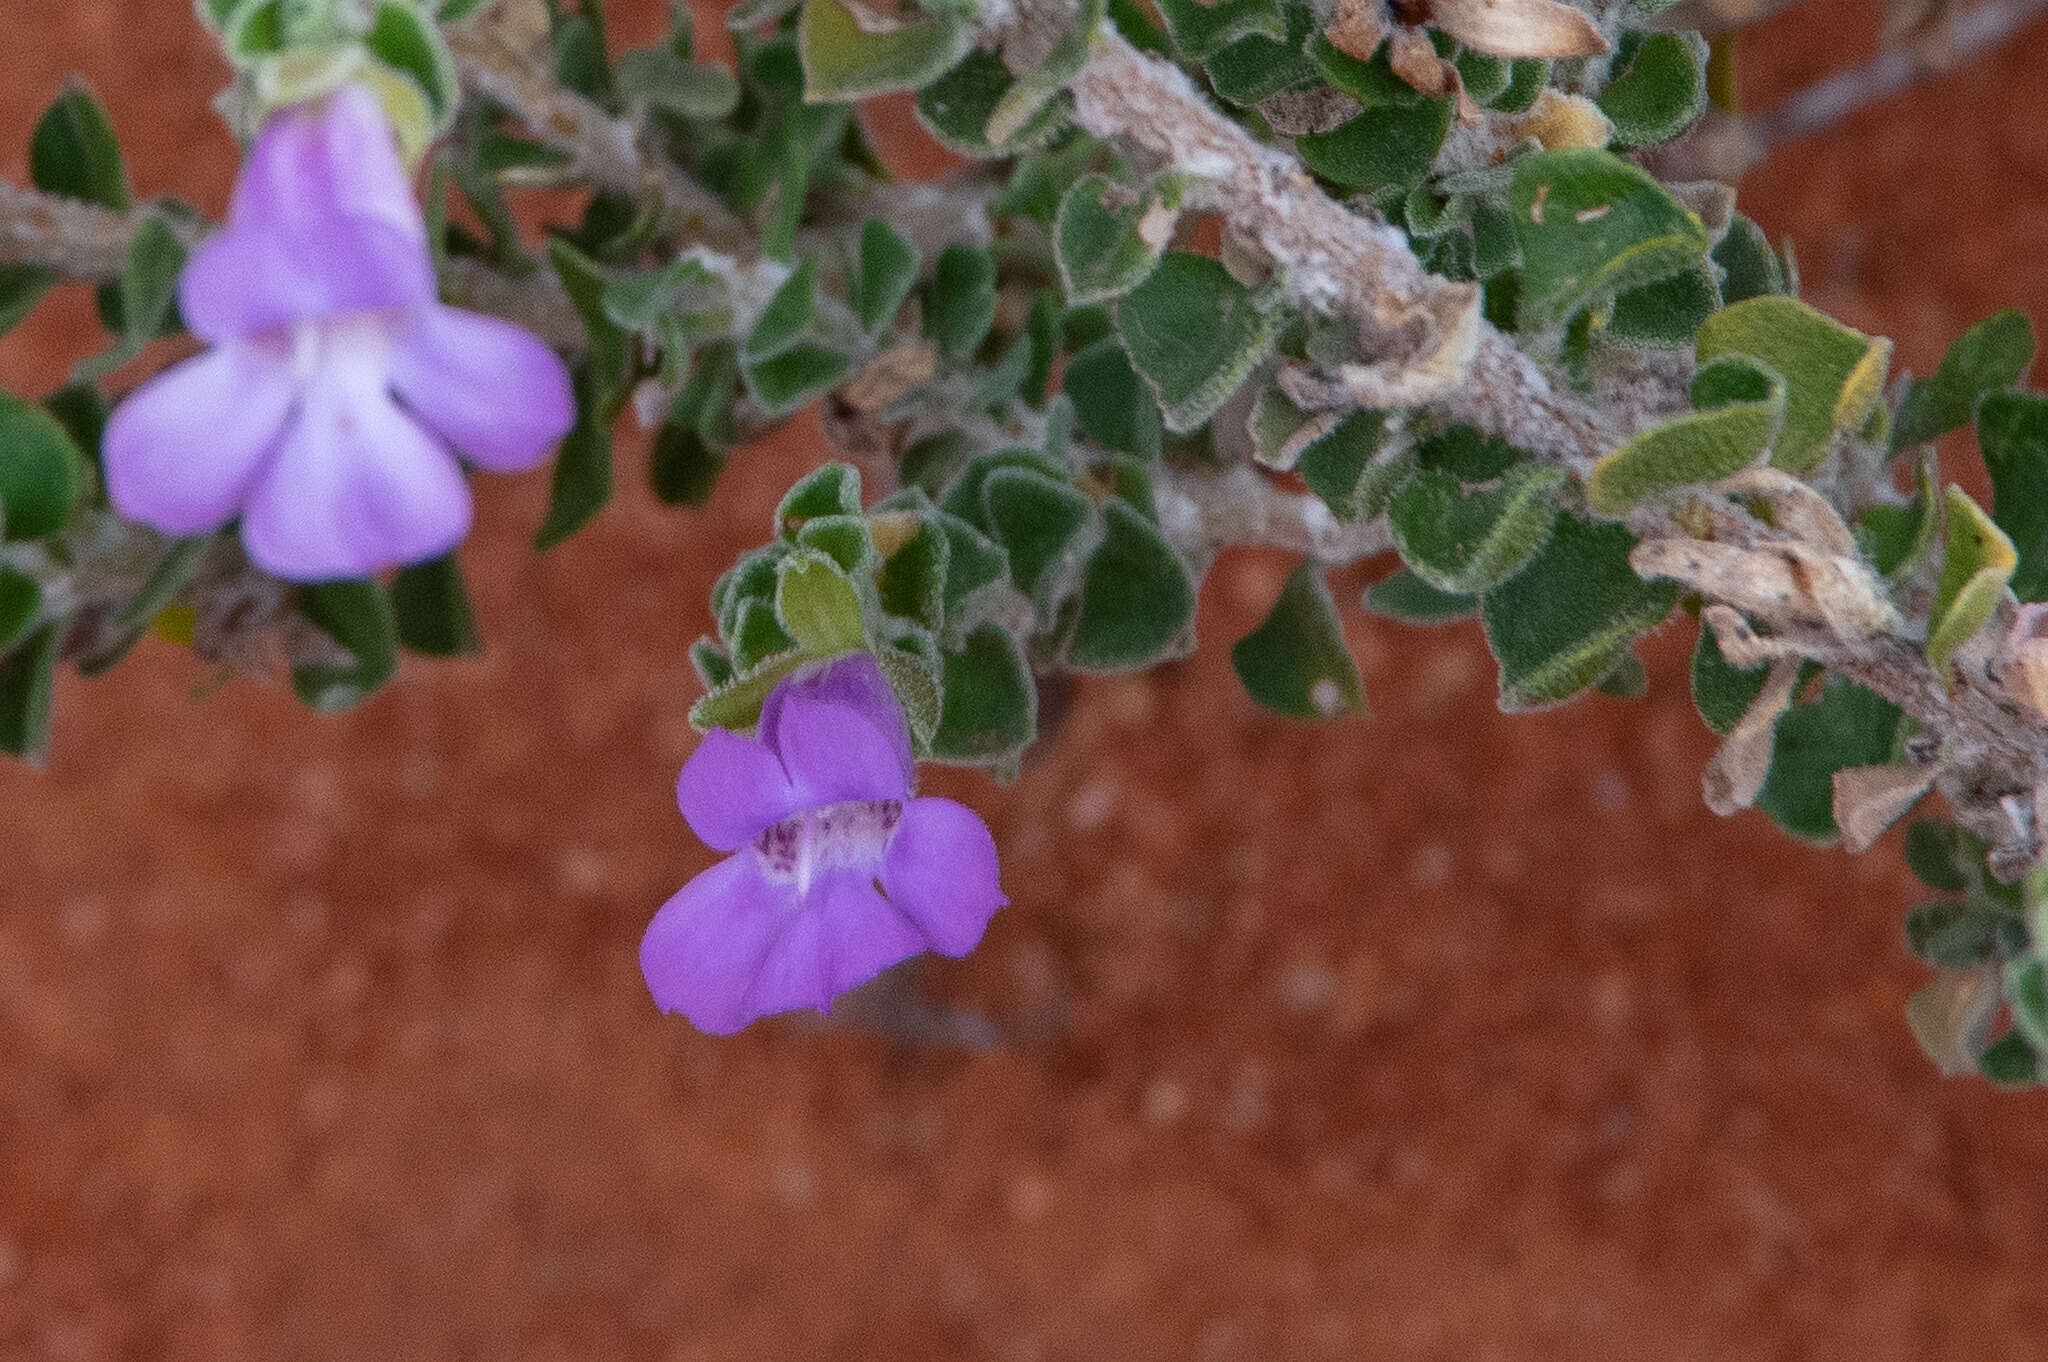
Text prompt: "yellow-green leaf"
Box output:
[[1927, 486, 2016, 670]]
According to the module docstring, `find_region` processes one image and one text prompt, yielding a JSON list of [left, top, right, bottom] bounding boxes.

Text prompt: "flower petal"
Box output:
[[676, 728, 802, 852], [759, 653, 913, 790], [882, 797, 1007, 957], [181, 86, 432, 341], [240, 360, 471, 581], [103, 344, 295, 536], [770, 691, 912, 807], [388, 305, 575, 473], [743, 870, 925, 1020], [640, 853, 790, 1034]]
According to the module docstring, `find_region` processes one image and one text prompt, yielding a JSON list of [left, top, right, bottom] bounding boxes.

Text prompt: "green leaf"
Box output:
[[1585, 355, 1785, 512], [794, 513, 876, 575], [875, 635, 942, 747], [614, 48, 742, 119], [0, 391, 87, 542], [366, 1, 459, 122], [1389, 463, 1566, 595], [2010, 959, 2048, 1055], [75, 533, 212, 675], [292, 580, 399, 713], [1754, 675, 1905, 843], [731, 596, 797, 672], [1204, 1, 1317, 104], [1980, 393, 2048, 602], [1510, 149, 1709, 334], [1064, 337, 1162, 457], [0, 567, 41, 657], [775, 552, 867, 654], [691, 653, 812, 732], [1690, 622, 1768, 736], [777, 462, 863, 537], [932, 623, 1036, 764], [876, 513, 950, 632], [1894, 310, 2037, 449], [120, 212, 188, 343], [1979, 1030, 2040, 1085], [1414, 425, 1519, 481], [1927, 486, 2016, 669], [797, 0, 971, 102], [534, 403, 613, 549], [914, 48, 1067, 157], [1603, 263, 1718, 349], [651, 423, 724, 507], [1596, 31, 1707, 147], [982, 467, 1093, 614], [1312, 35, 1430, 107], [1065, 499, 1194, 670], [1481, 514, 1679, 712], [1113, 253, 1280, 434], [1905, 902, 2025, 969], [691, 637, 735, 691], [1055, 173, 1176, 306], [30, 82, 129, 210], [1299, 411, 1407, 523], [853, 220, 920, 335], [1232, 564, 1365, 719], [1694, 296, 1891, 473], [1296, 100, 1455, 191], [0, 623, 61, 765], [391, 554, 481, 658], [901, 429, 974, 494], [1155, 0, 1283, 60], [599, 256, 709, 332], [747, 257, 820, 360], [928, 244, 999, 364], [985, 0, 1102, 144], [545, 240, 629, 411], [553, 11, 614, 102], [1713, 213, 1787, 305], [936, 511, 1011, 629], [1362, 569, 1476, 625], [0, 265, 56, 340], [1904, 820, 1977, 892], [746, 342, 851, 414], [1492, 57, 1548, 113]]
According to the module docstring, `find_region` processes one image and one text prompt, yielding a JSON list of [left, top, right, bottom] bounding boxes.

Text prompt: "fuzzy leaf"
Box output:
[[936, 509, 1010, 621], [1299, 411, 1407, 522], [391, 554, 481, 658], [1596, 31, 1707, 147], [0, 265, 55, 340], [1055, 173, 1176, 306], [292, 580, 399, 713], [1904, 820, 1978, 893], [1297, 100, 1455, 191], [1694, 296, 1891, 472], [1927, 486, 2016, 669], [30, 82, 128, 210], [1895, 311, 2037, 449], [1156, 0, 1284, 60], [1232, 564, 1365, 718], [1712, 213, 1786, 305], [1511, 148, 1708, 334], [0, 567, 40, 657], [1980, 393, 2048, 602], [1603, 263, 1718, 349], [1481, 514, 1678, 711], [986, 0, 1102, 143], [1586, 355, 1785, 511], [1113, 252, 1279, 433], [914, 48, 1067, 156], [614, 48, 742, 119], [777, 462, 863, 537], [366, 1, 459, 122], [1905, 902, 2025, 969], [932, 623, 1036, 764], [0, 391, 87, 542], [797, 0, 971, 102], [534, 404, 612, 549], [1690, 622, 1769, 736], [775, 552, 867, 654], [1205, 1, 1317, 103], [1755, 676, 1905, 843], [0, 623, 60, 764], [1389, 463, 1566, 594], [982, 467, 1093, 613], [1064, 337, 1163, 457], [1362, 569, 1476, 625], [927, 244, 999, 364], [1066, 499, 1195, 669], [852, 220, 920, 335], [876, 514, 950, 632]]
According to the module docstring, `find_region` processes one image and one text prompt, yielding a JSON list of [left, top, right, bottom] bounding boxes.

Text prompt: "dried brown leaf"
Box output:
[[1426, 0, 1609, 59], [1328, 0, 1392, 61], [1832, 762, 1937, 853], [1702, 658, 1798, 815]]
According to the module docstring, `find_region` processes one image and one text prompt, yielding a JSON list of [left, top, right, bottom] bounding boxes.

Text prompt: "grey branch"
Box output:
[[1154, 466, 1394, 564]]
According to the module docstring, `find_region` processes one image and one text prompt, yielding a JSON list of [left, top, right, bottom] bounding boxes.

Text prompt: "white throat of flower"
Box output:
[[751, 799, 903, 900]]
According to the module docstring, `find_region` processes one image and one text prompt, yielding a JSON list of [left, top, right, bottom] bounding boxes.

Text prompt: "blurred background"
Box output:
[[3, 2, 2048, 1358]]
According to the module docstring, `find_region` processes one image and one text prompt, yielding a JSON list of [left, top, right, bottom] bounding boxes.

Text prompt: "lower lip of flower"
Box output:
[[751, 799, 904, 899]]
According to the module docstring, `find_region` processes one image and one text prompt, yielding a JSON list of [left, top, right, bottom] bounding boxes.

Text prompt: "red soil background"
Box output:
[[3, 3, 2047, 1358]]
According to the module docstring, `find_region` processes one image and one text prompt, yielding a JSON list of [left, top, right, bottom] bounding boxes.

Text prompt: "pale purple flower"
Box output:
[[104, 86, 573, 582], [642, 654, 1007, 1034]]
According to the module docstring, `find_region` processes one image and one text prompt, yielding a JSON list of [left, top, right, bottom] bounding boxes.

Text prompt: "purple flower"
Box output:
[[642, 653, 1007, 1034], [104, 86, 573, 582]]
